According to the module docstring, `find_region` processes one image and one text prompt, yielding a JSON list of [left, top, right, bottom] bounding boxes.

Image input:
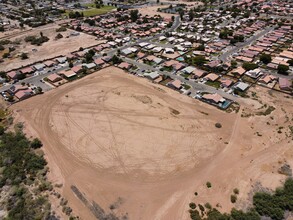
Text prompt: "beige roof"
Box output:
[[60, 70, 76, 78], [202, 93, 225, 103], [170, 80, 182, 89], [205, 73, 219, 81]]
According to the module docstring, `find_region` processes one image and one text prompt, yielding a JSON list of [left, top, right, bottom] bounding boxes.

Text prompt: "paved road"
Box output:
[[218, 26, 275, 62], [123, 57, 238, 101]]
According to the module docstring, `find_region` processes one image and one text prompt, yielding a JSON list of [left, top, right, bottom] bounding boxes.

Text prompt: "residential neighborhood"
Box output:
[[0, 0, 292, 220]]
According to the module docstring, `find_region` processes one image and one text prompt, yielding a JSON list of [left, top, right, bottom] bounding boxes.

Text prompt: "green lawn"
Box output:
[[205, 80, 221, 89], [65, 6, 116, 17]]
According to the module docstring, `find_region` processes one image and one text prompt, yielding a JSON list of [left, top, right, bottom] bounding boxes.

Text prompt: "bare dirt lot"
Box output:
[[139, 2, 203, 20], [12, 67, 293, 220], [0, 23, 102, 72]]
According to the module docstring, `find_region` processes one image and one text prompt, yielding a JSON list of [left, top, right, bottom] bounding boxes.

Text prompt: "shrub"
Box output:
[[56, 26, 67, 32], [21, 53, 28, 60], [242, 62, 258, 71], [215, 123, 222, 128], [231, 194, 237, 203], [259, 53, 272, 64], [206, 182, 212, 188], [277, 64, 289, 75], [198, 204, 205, 212], [189, 202, 196, 209], [233, 188, 239, 194], [30, 138, 43, 149], [205, 202, 212, 209]]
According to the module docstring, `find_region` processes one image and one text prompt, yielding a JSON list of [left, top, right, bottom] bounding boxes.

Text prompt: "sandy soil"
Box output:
[[139, 2, 203, 19], [139, 6, 175, 19], [12, 67, 293, 220], [0, 24, 102, 72]]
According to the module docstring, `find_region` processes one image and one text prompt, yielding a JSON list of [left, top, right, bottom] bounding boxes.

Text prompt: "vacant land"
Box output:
[[12, 67, 293, 220], [0, 24, 102, 72]]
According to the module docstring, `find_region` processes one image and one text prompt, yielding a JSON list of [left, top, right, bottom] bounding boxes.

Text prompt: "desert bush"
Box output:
[[206, 182, 212, 188], [231, 194, 237, 203], [215, 123, 222, 128]]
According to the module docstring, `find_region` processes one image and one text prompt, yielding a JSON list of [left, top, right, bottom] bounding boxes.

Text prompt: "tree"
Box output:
[[242, 62, 258, 71], [0, 126, 5, 135], [112, 55, 122, 64], [189, 202, 196, 209], [231, 60, 237, 68], [287, 59, 293, 66], [30, 138, 43, 149], [277, 64, 289, 75], [130, 10, 139, 22], [188, 9, 195, 21], [196, 44, 205, 51], [3, 52, 9, 58], [231, 194, 237, 203], [21, 53, 28, 60], [259, 53, 272, 64], [193, 56, 206, 66], [55, 33, 63, 39], [36, 87, 43, 94], [179, 10, 184, 20]]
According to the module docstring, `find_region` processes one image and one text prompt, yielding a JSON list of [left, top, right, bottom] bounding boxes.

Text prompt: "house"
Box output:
[[20, 66, 34, 75], [181, 66, 196, 75], [14, 88, 32, 100], [164, 48, 174, 54], [153, 57, 163, 65], [168, 79, 182, 90], [220, 78, 233, 87], [55, 56, 67, 63], [259, 74, 277, 84], [245, 68, 262, 79], [82, 63, 96, 69], [193, 69, 207, 78], [47, 73, 62, 83], [279, 78, 292, 91], [121, 48, 132, 56], [138, 42, 149, 48], [9, 85, 28, 95], [118, 62, 132, 70], [202, 93, 225, 104], [121, 47, 137, 56], [231, 67, 246, 76], [60, 69, 77, 79], [234, 82, 249, 91], [137, 52, 146, 59], [71, 65, 83, 73], [206, 60, 221, 68], [94, 58, 105, 66], [144, 71, 160, 80], [7, 71, 18, 80], [154, 75, 163, 83], [204, 73, 219, 82], [44, 60, 56, 67], [153, 47, 163, 53], [101, 56, 112, 63], [33, 63, 46, 71]]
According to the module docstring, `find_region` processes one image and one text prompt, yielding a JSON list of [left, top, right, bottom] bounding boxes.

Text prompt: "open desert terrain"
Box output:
[[12, 67, 293, 220], [0, 23, 102, 72]]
